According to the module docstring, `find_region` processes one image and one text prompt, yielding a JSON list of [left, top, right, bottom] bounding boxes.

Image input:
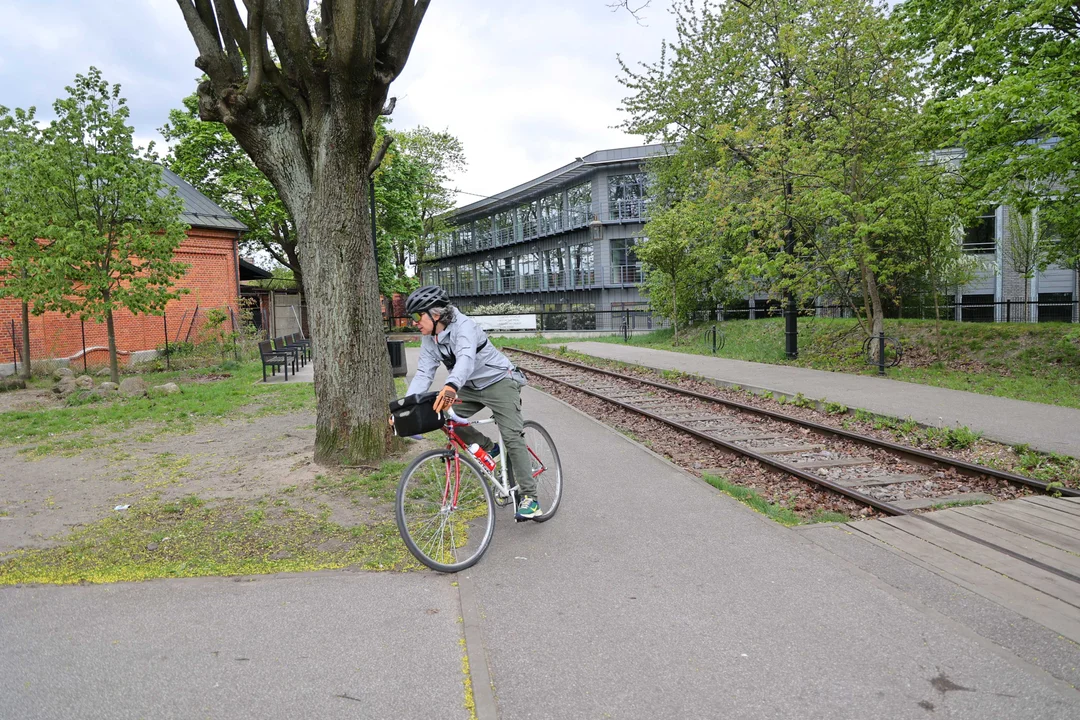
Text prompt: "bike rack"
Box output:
[[863, 332, 903, 375]]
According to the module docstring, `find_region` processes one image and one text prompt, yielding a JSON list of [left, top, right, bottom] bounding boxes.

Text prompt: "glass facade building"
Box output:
[[419, 144, 674, 318]]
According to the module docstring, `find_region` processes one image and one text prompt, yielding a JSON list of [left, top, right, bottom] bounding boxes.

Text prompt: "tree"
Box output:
[[0, 106, 49, 380], [620, 0, 930, 356], [897, 0, 1080, 312], [1005, 209, 1049, 321], [161, 93, 301, 289], [174, 0, 430, 465], [37, 69, 190, 385], [396, 127, 466, 274], [637, 202, 721, 344], [371, 134, 423, 295]]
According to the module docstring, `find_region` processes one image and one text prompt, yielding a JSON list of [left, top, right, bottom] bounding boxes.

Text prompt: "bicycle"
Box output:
[[395, 405, 563, 573]]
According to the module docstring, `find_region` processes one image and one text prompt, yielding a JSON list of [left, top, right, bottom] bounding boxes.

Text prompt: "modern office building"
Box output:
[[419, 144, 674, 328]]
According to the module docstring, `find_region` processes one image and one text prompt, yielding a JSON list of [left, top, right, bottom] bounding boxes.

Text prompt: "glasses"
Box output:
[[411, 313, 424, 322]]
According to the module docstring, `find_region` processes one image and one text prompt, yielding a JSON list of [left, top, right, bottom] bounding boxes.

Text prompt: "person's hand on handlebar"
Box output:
[[433, 385, 457, 413]]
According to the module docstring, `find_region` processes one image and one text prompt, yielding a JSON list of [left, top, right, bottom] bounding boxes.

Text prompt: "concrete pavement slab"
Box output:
[[559, 342, 1080, 457], [462, 386, 1080, 719], [0, 571, 468, 720]]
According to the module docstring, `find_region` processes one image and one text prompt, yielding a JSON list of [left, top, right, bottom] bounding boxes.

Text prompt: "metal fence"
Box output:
[[384, 296, 1079, 336]]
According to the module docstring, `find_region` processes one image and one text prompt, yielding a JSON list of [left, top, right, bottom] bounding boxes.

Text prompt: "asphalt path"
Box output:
[[2, 347, 1078, 719]]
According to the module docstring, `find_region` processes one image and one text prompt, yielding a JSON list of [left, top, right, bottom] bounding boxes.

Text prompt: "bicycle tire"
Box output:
[[396, 449, 496, 572], [520, 420, 563, 523]]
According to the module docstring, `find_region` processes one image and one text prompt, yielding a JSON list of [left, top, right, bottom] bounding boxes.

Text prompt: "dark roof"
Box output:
[[239, 257, 274, 280], [159, 167, 248, 232], [450, 143, 676, 221]]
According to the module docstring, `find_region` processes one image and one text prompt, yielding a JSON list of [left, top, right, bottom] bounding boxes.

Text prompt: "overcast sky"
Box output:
[[0, 0, 677, 205]]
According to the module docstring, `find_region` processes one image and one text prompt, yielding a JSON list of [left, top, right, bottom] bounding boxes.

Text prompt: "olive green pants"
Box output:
[[454, 377, 535, 498]]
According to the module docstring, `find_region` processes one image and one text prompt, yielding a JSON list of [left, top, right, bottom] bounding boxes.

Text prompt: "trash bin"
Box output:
[[386, 339, 408, 378]]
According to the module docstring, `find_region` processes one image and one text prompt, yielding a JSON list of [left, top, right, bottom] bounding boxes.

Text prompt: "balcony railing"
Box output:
[[607, 198, 648, 222], [610, 264, 643, 284]]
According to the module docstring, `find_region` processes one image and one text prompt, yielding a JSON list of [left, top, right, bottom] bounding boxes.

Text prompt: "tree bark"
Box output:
[[671, 275, 679, 346], [104, 296, 120, 384], [297, 111, 396, 465], [860, 258, 885, 362], [19, 299, 31, 381]]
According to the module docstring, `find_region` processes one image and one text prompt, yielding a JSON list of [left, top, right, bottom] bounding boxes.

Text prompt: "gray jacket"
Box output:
[[406, 308, 521, 395]]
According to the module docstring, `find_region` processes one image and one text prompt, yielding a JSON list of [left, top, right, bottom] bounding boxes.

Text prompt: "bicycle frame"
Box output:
[[441, 407, 549, 508]]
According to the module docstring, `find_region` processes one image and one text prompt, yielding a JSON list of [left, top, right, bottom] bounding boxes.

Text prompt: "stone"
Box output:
[[145, 542, 159, 552], [152, 382, 181, 395], [94, 382, 119, 398], [57, 384, 77, 399], [54, 367, 74, 380], [74, 375, 94, 390], [96, 367, 111, 377], [118, 377, 149, 397], [0, 378, 26, 392]]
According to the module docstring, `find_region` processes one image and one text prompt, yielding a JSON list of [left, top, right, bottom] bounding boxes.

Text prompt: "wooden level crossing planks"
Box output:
[[955, 505, 1080, 555], [849, 517, 1080, 643], [847, 496, 1080, 642]]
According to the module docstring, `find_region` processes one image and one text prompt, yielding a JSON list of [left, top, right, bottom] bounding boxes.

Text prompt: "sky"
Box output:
[[0, 0, 677, 205]]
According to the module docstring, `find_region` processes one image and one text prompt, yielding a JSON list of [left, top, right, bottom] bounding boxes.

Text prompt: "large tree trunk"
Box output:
[[860, 258, 885, 363], [297, 114, 396, 466]]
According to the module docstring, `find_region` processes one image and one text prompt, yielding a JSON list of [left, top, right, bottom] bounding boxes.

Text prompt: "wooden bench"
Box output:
[[274, 336, 304, 370]]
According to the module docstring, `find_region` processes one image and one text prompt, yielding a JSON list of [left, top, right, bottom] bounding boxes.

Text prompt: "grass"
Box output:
[[0, 361, 315, 456], [587, 318, 1080, 409], [0, 457, 421, 585], [700, 472, 848, 526]]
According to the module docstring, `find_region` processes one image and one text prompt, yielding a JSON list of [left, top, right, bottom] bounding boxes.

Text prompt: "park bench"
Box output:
[[274, 336, 305, 370], [258, 340, 293, 381], [284, 333, 311, 364]]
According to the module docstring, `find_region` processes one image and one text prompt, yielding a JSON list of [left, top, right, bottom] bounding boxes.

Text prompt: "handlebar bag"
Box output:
[[389, 391, 442, 437]]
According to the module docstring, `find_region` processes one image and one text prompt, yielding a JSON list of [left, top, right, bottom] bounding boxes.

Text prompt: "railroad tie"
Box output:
[[831, 474, 926, 489], [754, 444, 827, 455], [791, 457, 875, 470]]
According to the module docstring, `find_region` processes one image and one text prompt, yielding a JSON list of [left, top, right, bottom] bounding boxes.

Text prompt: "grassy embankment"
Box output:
[[581, 318, 1080, 410]]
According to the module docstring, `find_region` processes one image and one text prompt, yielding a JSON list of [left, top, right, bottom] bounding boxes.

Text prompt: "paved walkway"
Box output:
[[3, 351, 1080, 718], [559, 342, 1080, 458]]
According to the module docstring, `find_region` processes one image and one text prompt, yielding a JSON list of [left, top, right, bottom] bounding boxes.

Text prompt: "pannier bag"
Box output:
[[389, 391, 442, 437]]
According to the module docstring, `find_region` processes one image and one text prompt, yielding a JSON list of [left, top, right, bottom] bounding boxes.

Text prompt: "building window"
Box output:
[[475, 219, 494, 250], [961, 293, 995, 322], [495, 211, 514, 246], [543, 247, 566, 289], [476, 259, 496, 293], [567, 182, 592, 228], [608, 173, 647, 221], [457, 263, 475, 294], [540, 193, 564, 235], [498, 257, 515, 291], [519, 251, 541, 290], [610, 238, 642, 283], [518, 203, 538, 240], [1038, 292, 1074, 323], [455, 225, 474, 254], [963, 209, 996, 255], [570, 242, 594, 286]]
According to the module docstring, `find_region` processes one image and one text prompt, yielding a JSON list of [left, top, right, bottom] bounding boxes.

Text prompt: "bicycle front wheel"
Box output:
[[522, 421, 563, 522], [396, 449, 496, 572]]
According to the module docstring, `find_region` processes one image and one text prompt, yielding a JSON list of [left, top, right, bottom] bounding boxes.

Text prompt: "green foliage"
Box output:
[[9, 69, 190, 383], [621, 0, 960, 341], [469, 302, 533, 315], [161, 93, 300, 283], [700, 473, 803, 526], [397, 127, 467, 273], [897, 0, 1080, 275]]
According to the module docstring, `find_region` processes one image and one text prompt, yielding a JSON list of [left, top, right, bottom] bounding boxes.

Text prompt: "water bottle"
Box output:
[[468, 443, 496, 472]]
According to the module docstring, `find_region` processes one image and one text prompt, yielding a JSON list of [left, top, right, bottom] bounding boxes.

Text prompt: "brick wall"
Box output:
[[0, 227, 240, 366]]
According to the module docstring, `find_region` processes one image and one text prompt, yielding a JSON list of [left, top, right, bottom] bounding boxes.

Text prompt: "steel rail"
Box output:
[[512, 350, 1080, 587], [508, 348, 1080, 499]]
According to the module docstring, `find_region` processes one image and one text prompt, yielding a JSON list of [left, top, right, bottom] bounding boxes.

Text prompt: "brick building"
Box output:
[[0, 168, 246, 374]]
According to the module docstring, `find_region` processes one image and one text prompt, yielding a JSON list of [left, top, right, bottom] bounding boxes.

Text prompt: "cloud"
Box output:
[[0, 1, 675, 203]]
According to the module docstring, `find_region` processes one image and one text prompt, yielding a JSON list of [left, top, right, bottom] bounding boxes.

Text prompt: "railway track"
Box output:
[[507, 348, 1080, 515], [509, 347, 1080, 583]]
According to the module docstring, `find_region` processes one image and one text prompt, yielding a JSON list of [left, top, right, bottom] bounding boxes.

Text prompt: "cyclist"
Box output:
[[399, 285, 540, 520]]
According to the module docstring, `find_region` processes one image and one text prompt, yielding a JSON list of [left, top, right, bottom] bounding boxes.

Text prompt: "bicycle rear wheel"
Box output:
[[396, 449, 495, 572], [521, 420, 563, 522]]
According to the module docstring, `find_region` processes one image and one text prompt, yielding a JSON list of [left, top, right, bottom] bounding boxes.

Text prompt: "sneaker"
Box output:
[[515, 495, 541, 520], [489, 443, 500, 458]]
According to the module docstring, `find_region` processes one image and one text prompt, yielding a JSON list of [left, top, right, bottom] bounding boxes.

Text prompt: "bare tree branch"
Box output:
[[368, 134, 393, 176], [246, 0, 266, 98], [610, 0, 652, 25], [176, 0, 234, 80], [378, 0, 431, 84], [380, 96, 396, 116]]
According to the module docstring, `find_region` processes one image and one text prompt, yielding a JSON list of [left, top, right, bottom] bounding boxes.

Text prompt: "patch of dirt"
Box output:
[[0, 387, 62, 414], [0, 410, 436, 554]]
